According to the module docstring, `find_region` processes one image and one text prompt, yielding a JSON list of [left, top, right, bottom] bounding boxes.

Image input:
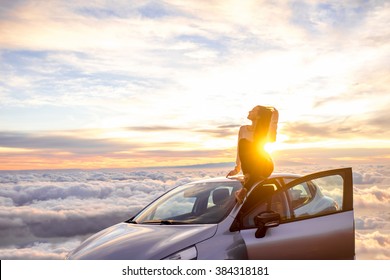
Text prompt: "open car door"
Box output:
[[238, 168, 355, 259]]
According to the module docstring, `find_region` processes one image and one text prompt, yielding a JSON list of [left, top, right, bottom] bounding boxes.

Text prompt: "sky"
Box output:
[[0, 0, 390, 170], [0, 164, 389, 260]]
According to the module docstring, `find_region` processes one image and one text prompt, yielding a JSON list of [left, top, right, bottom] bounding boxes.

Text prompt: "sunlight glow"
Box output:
[[264, 142, 276, 154], [264, 133, 289, 154]]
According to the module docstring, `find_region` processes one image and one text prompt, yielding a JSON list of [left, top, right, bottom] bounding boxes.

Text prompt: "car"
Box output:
[[66, 167, 354, 260]]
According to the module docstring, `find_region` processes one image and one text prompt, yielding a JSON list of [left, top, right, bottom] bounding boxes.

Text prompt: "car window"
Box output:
[[153, 195, 196, 219], [241, 192, 289, 228], [134, 181, 241, 224], [287, 182, 313, 210], [239, 180, 290, 229], [207, 187, 234, 208], [288, 175, 343, 219]]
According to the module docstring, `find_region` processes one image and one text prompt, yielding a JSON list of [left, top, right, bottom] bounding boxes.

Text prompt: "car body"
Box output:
[[67, 168, 354, 260]]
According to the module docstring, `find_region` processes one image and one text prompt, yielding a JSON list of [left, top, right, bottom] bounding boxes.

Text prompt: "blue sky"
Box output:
[[0, 0, 389, 170]]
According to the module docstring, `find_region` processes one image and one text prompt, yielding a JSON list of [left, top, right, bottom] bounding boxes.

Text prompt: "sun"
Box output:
[[263, 133, 289, 154], [264, 142, 277, 154]]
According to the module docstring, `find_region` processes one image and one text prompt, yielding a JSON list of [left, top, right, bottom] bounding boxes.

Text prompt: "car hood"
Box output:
[[67, 222, 218, 260]]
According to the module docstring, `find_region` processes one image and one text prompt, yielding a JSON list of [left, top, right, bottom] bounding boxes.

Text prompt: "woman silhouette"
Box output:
[[227, 105, 278, 203]]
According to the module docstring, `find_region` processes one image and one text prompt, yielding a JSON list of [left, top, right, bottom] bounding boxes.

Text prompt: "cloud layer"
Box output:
[[0, 164, 389, 259]]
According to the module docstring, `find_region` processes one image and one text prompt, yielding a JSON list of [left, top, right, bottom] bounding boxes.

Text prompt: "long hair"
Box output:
[[252, 106, 274, 145]]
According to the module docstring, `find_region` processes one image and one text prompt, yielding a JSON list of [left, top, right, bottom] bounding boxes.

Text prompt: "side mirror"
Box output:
[[254, 211, 281, 238]]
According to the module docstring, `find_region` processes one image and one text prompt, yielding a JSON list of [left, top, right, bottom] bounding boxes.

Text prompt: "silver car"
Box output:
[[67, 168, 354, 260]]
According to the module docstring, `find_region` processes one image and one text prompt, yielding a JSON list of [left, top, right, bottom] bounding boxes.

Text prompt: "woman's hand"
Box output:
[[226, 169, 239, 177]]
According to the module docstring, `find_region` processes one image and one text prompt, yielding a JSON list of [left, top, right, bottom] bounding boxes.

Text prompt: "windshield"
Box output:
[[133, 180, 242, 224]]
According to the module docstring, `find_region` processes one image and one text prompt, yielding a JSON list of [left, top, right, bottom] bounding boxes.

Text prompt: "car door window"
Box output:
[[239, 181, 290, 229], [241, 191, 289, 228], [288, 174, 345, 219], [287, 182, 313, 210]]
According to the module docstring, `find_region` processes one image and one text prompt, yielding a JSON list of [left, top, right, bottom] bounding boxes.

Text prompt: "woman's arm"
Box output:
[[226, 126, 243, 177]]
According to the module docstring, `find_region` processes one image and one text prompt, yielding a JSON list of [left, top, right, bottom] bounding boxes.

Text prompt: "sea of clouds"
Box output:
[[0, 164, 389, 260]]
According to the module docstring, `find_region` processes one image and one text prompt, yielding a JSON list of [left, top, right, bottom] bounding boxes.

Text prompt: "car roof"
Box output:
[[192, 172, 302, 184]]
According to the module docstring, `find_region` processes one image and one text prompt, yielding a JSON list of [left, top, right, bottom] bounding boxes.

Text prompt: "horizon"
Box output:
[[1, 157, 386, 172]]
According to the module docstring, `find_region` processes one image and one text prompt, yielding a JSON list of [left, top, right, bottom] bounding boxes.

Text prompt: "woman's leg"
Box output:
[[239, 140, 274, 186], [238, 138, 254, 175]]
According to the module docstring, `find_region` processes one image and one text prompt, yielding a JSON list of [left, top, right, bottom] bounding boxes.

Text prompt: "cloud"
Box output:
[[0, 164, 389, 259], [353, 171, 387, 185], [0, 127, 239, 170], [0, 130, 167, 156], [355, 216, 389, 230], [0, 240, 81, 260], [355, 231, 390, 260], [0, 131, 140, 155], [354, 186, 390, 208], [125, 126, 182, 132], [281, 109, 390, 143], [271, 148, 390, 166], [194, 125, 239, 138], [125, 125, 239, 138], [352, 167, 390, 209], [0, 168, 225, 252], [0, 125, 238, 153]]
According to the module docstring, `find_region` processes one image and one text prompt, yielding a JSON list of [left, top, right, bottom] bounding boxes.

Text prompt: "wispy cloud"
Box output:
[[0, 131, 139, 154], [281, 105, 390, 144], [0, 124, 242, 170]]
